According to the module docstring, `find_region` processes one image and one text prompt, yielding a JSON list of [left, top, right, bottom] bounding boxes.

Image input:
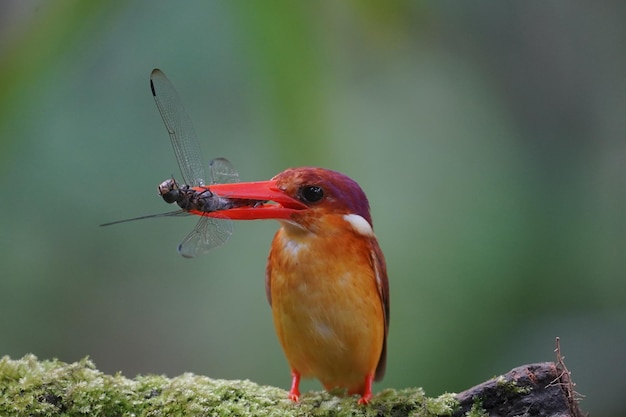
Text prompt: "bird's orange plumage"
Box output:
[[268, 221, 386, 394], [265, 168, 389, 402], [208, 167, 389, 403]]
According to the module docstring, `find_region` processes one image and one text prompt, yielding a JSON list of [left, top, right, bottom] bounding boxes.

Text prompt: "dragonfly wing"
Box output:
[[209, 157, 239, 184], [150, 69, 206, 187], [177, 214, 233, 258]]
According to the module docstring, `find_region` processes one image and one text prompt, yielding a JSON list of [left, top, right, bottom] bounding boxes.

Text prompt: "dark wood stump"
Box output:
[[453, 339, 585, 416]]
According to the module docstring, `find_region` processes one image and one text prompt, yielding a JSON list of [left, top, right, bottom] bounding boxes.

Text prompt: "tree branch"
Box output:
[[453, 338, 585, 417]]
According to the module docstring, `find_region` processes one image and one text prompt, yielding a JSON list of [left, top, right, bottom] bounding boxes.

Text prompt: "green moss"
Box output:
[[0, 355, 459, 417], [464, 401, 488, 417], [494, 375, 532, 395]]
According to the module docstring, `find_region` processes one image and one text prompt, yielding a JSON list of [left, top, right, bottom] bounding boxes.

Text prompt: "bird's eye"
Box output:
[[299, 185, 324, 203]]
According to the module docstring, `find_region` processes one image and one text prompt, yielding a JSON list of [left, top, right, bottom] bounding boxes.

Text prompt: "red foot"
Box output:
[[288, 371, 301, 402], [357, 374, 374, 404]]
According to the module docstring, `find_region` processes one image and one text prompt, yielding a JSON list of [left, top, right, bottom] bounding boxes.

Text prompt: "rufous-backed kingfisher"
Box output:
[[206, 167, 389, 404]]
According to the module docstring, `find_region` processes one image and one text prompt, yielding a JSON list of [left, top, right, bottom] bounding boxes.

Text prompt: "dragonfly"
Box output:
[[102, 69, 256, 258]]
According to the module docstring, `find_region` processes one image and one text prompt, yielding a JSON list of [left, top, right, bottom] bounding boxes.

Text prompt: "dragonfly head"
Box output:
[[158, 178, 180, 204]]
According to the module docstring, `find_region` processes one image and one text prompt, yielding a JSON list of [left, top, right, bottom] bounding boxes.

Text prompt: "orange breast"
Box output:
[[267, 217, 385, 394]]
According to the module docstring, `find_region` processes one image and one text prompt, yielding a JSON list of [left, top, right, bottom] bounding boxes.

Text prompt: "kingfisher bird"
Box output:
[[206, 167, 389, 404]]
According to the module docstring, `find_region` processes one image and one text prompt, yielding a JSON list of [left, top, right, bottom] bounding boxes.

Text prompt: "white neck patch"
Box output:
[[343, 213, 374, 237]]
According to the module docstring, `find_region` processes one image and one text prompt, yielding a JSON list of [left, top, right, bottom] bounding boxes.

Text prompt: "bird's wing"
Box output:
[[370, 239, 389, 381]]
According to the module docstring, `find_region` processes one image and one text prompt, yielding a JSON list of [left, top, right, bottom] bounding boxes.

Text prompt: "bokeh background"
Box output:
[[1, 1, 624, 415]]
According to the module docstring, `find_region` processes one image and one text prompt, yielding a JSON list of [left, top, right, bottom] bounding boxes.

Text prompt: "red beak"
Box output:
[[192, 180, 307, 220]]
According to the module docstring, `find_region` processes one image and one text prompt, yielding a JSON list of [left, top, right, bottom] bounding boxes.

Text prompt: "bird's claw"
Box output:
[[288, 371, 301, 402], [357, 393, 372, 405], [288, 390, 300, 402], [357, 373, 374, 404]]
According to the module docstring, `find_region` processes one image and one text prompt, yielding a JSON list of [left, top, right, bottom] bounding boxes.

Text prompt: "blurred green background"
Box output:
[[1, 1, 624, 415]]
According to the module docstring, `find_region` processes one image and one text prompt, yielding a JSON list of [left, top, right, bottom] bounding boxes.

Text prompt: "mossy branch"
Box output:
[[0, 355, 455, 417], [0, 354, 584, 417]]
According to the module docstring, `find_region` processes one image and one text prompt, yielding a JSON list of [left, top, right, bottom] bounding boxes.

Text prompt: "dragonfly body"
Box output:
[[159, 176, 262, 216], [159, 177, 235, 212]]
